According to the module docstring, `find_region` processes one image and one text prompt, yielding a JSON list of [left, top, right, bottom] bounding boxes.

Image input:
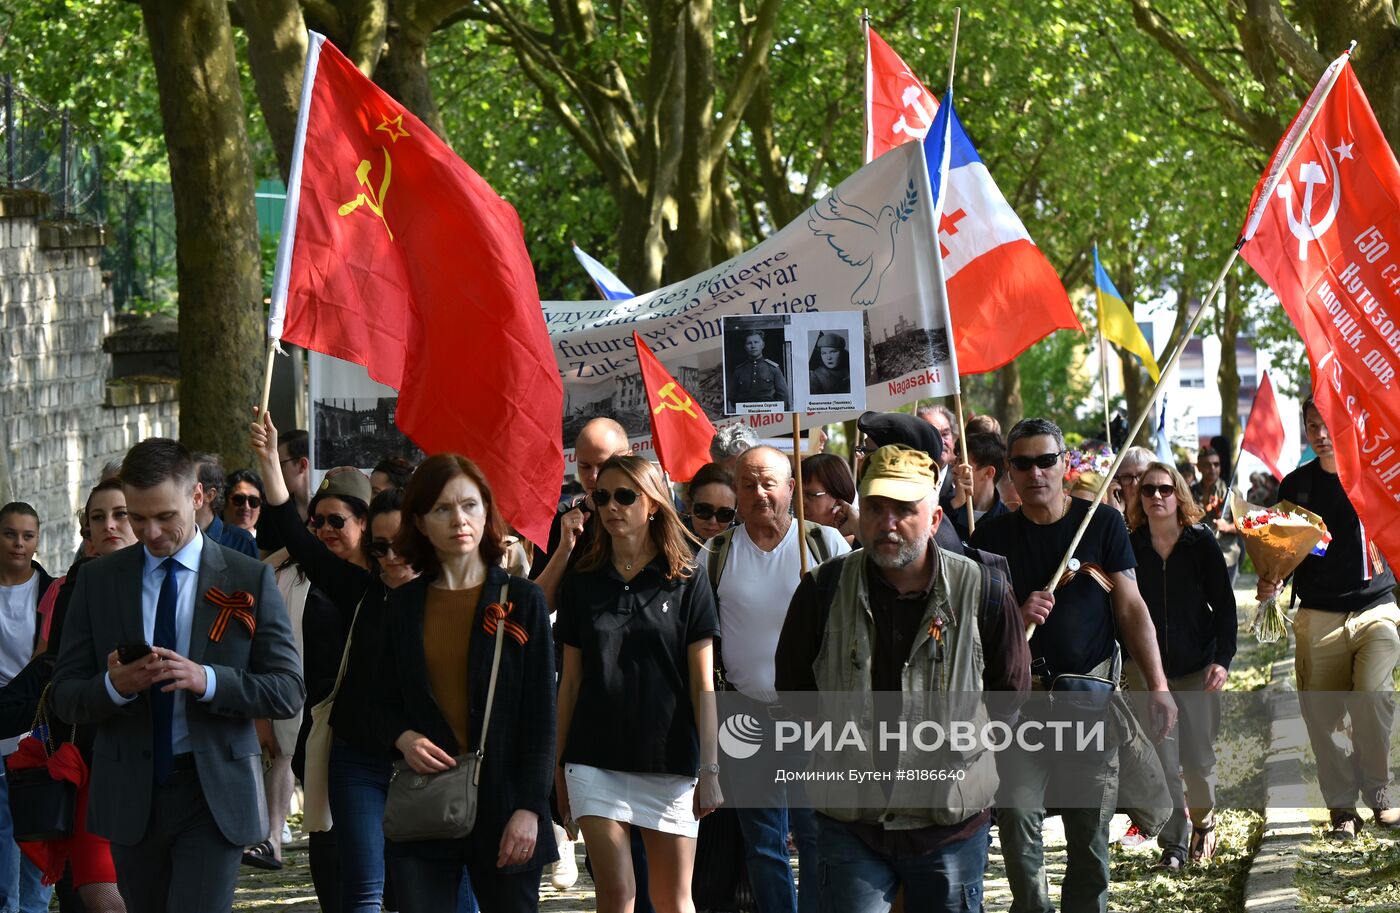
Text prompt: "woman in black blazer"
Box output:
[[376, 454, 556, 911]]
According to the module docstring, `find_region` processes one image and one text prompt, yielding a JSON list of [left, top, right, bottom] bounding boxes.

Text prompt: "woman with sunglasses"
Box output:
[[1124, 461, 1236, 872], [374, 453, 556, 911], [223, 468, 266, 535], [246, 467, 373, 880], [685, 463, 738, 546], [556, 455, 721, 913], [251, 412, 431, 913]]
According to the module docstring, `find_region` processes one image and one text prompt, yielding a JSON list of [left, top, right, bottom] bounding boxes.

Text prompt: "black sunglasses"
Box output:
[[367, 539, 395, 559], [229, 494, 262, 509], [1141, 484, 1177, 499], [691, 503, 737, 524], [854, 444, 881, 455], [592, 487, 640, 508], [1008, 451, 1065, 472], [309, 513, 349, 530]]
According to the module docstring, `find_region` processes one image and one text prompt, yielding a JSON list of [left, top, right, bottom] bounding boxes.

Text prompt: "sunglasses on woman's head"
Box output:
[[1140, 484, 1176, 499], [229, 494, 261, 509], [691, 503, 736, 524], [367, 539, 395, 559], [309, 513, 349, 530], [1008, 451, 1065, 472], [591, 487, 640, 508]]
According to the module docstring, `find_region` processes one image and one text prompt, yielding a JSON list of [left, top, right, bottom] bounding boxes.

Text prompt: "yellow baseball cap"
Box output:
[[858, 445, 938, 502]]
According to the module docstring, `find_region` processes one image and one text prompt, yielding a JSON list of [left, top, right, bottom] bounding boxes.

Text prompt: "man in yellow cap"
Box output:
[[775, 445, 1030, 913]]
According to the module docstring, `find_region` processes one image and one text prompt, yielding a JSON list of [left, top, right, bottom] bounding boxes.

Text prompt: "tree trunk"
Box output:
[[235, 0, 307, 184], [141, 0, 263, 468], [374, 22, 446, 139], [1218, 271, 1243, 467], [671, 0, 717, 280], [996, 360, 1023, 429]]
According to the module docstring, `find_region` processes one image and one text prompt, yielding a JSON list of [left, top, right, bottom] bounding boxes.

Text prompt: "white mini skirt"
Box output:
[[564, 763, 700, 838]]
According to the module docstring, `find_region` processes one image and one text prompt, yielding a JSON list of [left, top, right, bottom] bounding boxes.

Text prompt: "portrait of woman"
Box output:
[[807, 331, 850, 395]]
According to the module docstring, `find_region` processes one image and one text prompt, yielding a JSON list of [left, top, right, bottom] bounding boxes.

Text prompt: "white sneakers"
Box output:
[[550, 822, 579, 890]]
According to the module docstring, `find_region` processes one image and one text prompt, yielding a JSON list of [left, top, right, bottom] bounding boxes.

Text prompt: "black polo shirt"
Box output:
[[556, 556, 720, 776]]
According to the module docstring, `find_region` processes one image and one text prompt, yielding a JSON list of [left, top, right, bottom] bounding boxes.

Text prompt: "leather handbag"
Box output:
[[300, 595, 367, 833], [383, 583, 509, 843], [7, 684, 76, 842]]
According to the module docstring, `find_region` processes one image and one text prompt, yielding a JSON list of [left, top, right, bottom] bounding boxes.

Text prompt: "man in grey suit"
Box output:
[[52, 438, 304, 913]]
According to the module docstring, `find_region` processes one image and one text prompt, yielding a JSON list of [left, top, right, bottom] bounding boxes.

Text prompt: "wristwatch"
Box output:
[[698, 762, 721, 776]]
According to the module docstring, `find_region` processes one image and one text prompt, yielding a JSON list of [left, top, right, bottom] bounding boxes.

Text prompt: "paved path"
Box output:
[[234, 822, 1081, 911]]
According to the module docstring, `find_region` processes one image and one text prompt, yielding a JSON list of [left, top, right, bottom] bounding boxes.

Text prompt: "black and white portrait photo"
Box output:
[[722, 315, 792, 414], [807, 330, 851, 396]]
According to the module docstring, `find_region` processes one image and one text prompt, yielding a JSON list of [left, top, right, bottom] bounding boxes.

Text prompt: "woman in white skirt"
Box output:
[[555, 454, 723, 913]]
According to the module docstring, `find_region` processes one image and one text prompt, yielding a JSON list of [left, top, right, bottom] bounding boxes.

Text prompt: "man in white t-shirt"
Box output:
[[0, 502, 53, 913], [706, 446, 848, 913]]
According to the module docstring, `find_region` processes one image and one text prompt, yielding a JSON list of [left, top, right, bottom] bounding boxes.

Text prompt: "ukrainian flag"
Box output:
[[1094, 246, 1160, 382]]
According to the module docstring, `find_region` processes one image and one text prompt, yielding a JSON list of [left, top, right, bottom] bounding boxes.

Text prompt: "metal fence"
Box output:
[[0, 75, 104, 220], [104, 180, 178, 314], [0, 75, 179, 312]]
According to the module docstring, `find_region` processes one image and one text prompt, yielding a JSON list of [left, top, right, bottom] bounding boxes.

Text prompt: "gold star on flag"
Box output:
[[376, 114, 409, 142]]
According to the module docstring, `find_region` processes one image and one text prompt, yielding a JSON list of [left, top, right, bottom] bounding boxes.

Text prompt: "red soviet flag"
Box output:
[[633, 333, 715, 483], [866, 27, 939, 162], [269, 34, 562, 547], [866, 28, 1080, 374], [1240, 370, 1287, 481], [1240, 52, 1400, 564]]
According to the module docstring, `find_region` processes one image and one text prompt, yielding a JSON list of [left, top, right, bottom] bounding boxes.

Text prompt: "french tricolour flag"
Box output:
[[866, 28, 1079, 375]]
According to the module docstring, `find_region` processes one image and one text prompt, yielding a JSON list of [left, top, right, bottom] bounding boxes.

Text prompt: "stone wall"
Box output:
[[0, 190, 178, 573]]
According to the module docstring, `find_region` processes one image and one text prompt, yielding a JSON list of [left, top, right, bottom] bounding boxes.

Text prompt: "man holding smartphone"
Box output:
[[51, 438, 304, 913]]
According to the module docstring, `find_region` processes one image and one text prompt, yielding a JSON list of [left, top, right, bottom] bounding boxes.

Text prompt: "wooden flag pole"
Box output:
[[259, 339, 278, 418], [793, 413, 810, 577], [1026, 44, 1356, 641], [941, 9, 970, 536], [1098, 326, 1113, 446], [953, 394, 974, 534]]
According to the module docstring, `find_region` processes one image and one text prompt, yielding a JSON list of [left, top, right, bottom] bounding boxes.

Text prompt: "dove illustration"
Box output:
[[808, 191, 902, 307]]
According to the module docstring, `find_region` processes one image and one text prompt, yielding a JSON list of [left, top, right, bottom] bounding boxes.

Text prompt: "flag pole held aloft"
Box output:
[[1028, 47, 1357, 640]]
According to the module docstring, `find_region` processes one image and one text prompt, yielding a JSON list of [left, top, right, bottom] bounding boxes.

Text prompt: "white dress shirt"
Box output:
[[104, 532, 218, 755]]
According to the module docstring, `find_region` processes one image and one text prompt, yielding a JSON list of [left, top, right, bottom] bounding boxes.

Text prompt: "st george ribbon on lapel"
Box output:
[[482, 602, 527, 646], [153, 558, 179, 784], [206, 587, 258, 642]]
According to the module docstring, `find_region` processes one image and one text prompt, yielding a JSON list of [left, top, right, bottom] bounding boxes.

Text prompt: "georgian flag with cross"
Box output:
[[867, 27, 1081, 374]]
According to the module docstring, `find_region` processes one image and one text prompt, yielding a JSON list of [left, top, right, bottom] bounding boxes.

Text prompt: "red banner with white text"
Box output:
[[1240, 56, 1400, 565]]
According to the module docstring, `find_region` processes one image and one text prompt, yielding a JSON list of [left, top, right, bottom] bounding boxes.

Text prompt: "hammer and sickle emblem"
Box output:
[[652, 382, 697, 419], [338, 148, 396, 241], [1275, 142, 1345, 262]]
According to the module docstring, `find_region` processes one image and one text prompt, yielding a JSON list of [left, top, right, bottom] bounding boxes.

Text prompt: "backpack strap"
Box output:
[[811, 554, 850, 634], [801, 520, 836, 567]]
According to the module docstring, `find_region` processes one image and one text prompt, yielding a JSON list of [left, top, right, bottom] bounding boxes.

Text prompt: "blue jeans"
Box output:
[[328, 740, 392, 913], [815, 814, 988, 913], [329, 740, 477, 913], [735, 801, 819, 913]]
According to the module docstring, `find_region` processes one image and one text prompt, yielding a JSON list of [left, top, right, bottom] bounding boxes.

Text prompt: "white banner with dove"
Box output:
[[543, 141, 956, 450]]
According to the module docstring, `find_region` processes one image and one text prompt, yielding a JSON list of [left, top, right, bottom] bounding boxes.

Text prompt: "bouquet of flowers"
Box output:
[[1231, 494, 1330, 643]]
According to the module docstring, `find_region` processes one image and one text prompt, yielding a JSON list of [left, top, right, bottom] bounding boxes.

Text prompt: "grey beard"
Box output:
[[868, 533, 929, 569]]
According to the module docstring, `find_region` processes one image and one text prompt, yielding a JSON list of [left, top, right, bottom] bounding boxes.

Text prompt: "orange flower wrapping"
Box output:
[[1231, 494, 1328, 643]]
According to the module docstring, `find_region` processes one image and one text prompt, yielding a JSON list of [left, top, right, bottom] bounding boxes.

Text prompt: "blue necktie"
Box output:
[[152, 557, 178, 785]]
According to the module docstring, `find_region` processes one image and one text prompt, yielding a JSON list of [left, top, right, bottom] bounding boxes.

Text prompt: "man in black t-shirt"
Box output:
[[1259, 398, 1400, 839], [971, 417, 1175, 913]]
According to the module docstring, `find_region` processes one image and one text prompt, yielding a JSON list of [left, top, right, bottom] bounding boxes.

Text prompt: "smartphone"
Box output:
[[116, 642, 152, 664]]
